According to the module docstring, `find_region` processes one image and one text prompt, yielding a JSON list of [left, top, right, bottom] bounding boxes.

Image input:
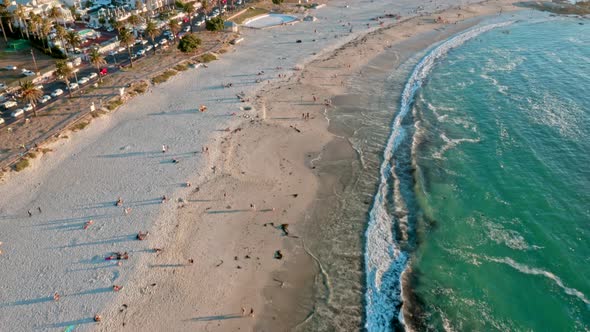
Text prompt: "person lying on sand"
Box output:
[[53, 292, 60, 301], [136, 231, 149, 241], [116, 197, 123, 206], [113, 285, 123, 292], [106, 252, 129, 261], [199, 105, 207, 112], [83, 220, 94, 230]]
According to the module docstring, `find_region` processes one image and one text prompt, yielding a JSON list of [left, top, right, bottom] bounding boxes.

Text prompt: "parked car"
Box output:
[[195, 18, 205, 26], [88, 72, 98, 80], [136, 49, 145, 56], [40, 95, 51, 103], [78, 77, 89, 84], [4, 65, 17, 70], [145, 45, 153, 52], [34, 84, 43, 90], [0, 117, 4, 125], [168, 34, 175, 41], [11, 108, 24, 118], [3, 100, 17, 109], [140, 39, 148, 45], [183, 26, 190, 32], [68, 82, 79, 90], [159, 39, 168, 45], [51, 89, 64, 97], [109, 50, 118, 56], [22, 70, 36, 77], [118, 46, 126, 53], [0, 83, 6, 90], [23, 103, 33, 112]]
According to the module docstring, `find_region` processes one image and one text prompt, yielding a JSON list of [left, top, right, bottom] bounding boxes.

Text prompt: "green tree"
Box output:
[[119, 27, 135, 67], [40, 18, 53, 52], [177, 33, 201, 53], [19, 81, 43, 117], [127, 13, 141, 26], [205, 16, 223, 31], [47, 6, 65, 28], [89, 48, 106, 82], [54, 59, 74, 98], [272, 0, 283, 4], [200, 0, 208, 12], [65, 30, 81, 53], [55, 25, 68, 56], [15, 5, 29, 39], [144, 19, 159, 54]]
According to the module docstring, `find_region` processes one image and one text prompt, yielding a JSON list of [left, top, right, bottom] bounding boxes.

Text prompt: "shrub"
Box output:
[[199, 53, 218, 63], [174, 63, 189, 71], [152, 70, 177, 84], [107, 98, 124, 110], [72, 121, 89, 131], [272, 0, 284, 4], [14, 159, 30, 172], [178, 34, 202, 53], [206, 17, 224, 31], [26, 152, 37, 159]]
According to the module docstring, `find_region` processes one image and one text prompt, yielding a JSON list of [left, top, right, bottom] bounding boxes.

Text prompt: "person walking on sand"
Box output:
[[249, 308, 255, 317], [241, 307, 246, 316], [162, 145, 167, 153]]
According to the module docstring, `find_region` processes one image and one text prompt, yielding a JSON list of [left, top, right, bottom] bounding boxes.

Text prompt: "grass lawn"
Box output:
[[230, 8, 269, 24]]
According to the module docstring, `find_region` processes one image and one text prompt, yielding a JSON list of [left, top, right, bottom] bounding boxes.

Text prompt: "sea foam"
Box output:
[[364, 20, 514, 331]]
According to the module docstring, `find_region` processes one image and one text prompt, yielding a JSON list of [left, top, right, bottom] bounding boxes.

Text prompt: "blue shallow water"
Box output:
[[365, 16, 590, 331]]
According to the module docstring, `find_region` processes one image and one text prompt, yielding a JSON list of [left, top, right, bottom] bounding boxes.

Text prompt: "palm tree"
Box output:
[[15, 4, 28, 39], [89, 48, 106, 82], [0, 5, 9, 43], [183, 2, 195, 32], [40, 18, 52, 53], [1, 0, 13, 35], [55, 25, 68, 56], [65, 30, 81, 53], [119, 27, 135, 67], [144, 19, 159, 54], [19, 81, 43, 117], [168, 18, 180, 43], [28, 12, 41, 40], [110, 17, 122, 33], [47, 6, 65, 28], [54, 59, 74, 98], [127, 13, 141, 26], [200, 0, 208, 12]]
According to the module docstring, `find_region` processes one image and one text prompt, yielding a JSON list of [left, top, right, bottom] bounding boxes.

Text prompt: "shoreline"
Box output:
[[97, 1, 521, 331], [0, 0, 523, 331]]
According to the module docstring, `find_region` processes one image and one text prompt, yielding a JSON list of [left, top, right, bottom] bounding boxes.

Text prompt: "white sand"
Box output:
[[0, 0, 517, 330]]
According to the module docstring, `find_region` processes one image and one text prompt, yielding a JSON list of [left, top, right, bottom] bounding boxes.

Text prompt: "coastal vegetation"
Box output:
[[19, 80, 42, 117], [230, 7, 268, 24], [152, 69, 177, 84], [205, 17, 224, 31], [54, 59, 74, 98], [178, 33, 201, 53]]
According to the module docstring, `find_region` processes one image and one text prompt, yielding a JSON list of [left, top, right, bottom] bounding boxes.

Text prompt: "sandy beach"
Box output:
[[0, 0, 520, 331]]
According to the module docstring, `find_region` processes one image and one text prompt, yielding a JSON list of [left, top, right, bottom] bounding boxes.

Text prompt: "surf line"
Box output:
[[364, 20, 514, 331]]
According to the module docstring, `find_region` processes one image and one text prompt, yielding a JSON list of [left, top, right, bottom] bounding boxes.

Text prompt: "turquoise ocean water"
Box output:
[[364, 16, 590, 331]]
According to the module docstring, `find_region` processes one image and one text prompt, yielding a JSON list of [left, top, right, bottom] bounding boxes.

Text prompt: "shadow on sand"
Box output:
[[186, 314, 244, 322]]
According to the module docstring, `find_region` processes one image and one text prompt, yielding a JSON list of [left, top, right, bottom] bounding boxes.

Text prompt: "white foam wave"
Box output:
[[487, 256, 590, 306], [364, 20, 514, 331], [432, 133, 480, 160]]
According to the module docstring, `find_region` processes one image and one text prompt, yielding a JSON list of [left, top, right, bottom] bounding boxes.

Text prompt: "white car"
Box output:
[[78, 77, 89, 85], [136, 49, 145, 56], [3, 100, 17, 108], [140, 39, 148, 45], [11, 109, 24, 118], [68, 82, 79, 90], [109, 50, 118, 56], [4, 65, 17, 70], [34, 84, 43, 90], [159, 39, 168, 45], [23, 103, 33, 112], [22, 70, 36, 77], [145, 45, 153, 52], [118, 46, 126, 53], [0, 117, 4, 125], [88, 72, 98, 79], [40, 95, 51, 103], [183, 26, 190, 32], [51, 89, 64, 97]]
